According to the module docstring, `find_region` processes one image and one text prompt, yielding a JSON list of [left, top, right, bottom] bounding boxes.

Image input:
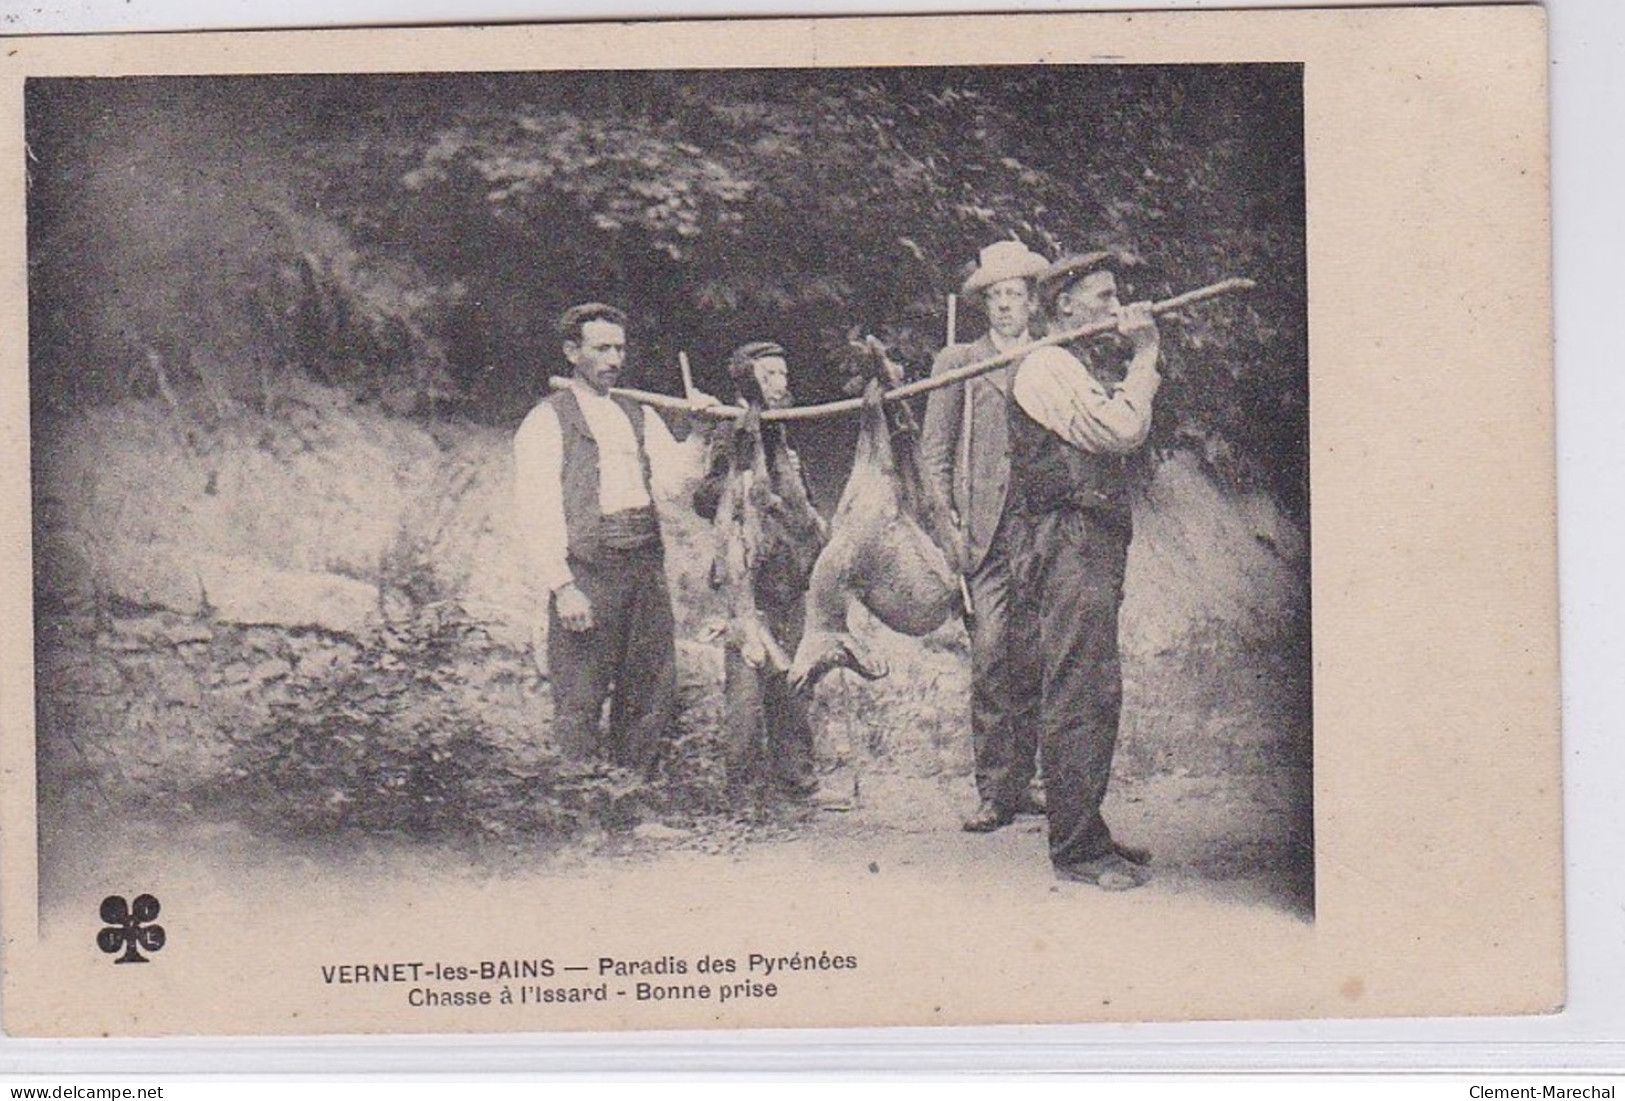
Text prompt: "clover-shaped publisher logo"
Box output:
[[97, 894, 165, 964]]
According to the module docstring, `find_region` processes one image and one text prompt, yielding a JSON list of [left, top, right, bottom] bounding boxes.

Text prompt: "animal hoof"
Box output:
[[787, 664, 821, 694], [849, 656, 888, 681], [787, 631, 893, 692]]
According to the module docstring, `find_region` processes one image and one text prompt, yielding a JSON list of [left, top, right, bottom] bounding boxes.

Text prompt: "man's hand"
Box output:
[[554, 581, 594, 632], [670, 388, 724, 443], [1117, 301, 1161, 357], [687, 388, 723, 415]]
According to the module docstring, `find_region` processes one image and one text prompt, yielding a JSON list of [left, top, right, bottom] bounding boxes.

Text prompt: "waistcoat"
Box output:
[[548, 387, 657, 562], [1008, 344, 1131, 525]]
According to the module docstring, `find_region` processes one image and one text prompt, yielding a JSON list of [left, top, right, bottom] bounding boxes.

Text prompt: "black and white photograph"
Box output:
[[0, 9, 1558, 1036]]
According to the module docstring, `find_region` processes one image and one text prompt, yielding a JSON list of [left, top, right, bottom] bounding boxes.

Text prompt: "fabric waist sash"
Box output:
[[598, 506, 661, 550]]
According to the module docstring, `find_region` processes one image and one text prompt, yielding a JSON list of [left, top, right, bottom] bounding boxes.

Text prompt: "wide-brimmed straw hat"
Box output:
[[961, 240, 1050, 295]]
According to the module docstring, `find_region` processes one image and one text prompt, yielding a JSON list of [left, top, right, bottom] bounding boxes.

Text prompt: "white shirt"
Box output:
[[1012, 345, 1161, 455], [512, 380, 685, 594]]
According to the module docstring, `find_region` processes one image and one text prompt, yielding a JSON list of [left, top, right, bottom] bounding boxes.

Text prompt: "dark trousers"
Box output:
[[1015, 508, 1131, 868], [723, 593, 816, 790], [967, 511, 1044, 809], [547, 545, 678, 776]]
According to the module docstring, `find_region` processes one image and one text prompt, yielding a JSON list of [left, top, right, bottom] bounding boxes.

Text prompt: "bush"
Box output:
[[227, 601, 575, 837], [226, 598, 734, 841]]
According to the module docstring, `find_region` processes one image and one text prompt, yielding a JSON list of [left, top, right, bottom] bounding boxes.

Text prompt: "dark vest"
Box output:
[[548, 387, 659, 562], [1009, 343, 1132, 525]]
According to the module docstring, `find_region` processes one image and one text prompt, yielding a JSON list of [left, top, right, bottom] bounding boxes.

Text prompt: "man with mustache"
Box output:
[[693, 341, 828, 798], [1010, 251, 1161, 889], [513, 302, 713, 775]]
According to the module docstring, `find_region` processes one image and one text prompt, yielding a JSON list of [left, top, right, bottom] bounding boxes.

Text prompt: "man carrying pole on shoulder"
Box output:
[[1009, 251, 1161, 889], [512, 301, 717, 776]]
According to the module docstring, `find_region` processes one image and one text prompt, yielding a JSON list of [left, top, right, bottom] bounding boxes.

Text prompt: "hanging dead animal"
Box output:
[[709, 406, 826, 677], [787, 337, 966, 692]]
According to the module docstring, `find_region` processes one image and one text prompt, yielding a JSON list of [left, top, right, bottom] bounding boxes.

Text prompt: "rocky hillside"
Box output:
[[32, 391, 1310, 848]]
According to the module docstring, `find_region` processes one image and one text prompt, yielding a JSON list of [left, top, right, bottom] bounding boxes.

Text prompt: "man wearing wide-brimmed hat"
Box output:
[[921, 240, 1050, 833], [1007, 249, 1160, 889]]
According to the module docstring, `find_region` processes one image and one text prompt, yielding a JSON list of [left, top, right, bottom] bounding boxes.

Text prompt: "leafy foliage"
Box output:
[[226, 600, 663, 839], [28, 66, 1306, 515], [26, 79, 462, 420]]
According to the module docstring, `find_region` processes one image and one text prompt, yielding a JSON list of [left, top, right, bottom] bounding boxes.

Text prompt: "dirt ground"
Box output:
[[37, 642, 1313, 936], [37, 754, 1312, 1009], [29, 772, 1317, 1034]]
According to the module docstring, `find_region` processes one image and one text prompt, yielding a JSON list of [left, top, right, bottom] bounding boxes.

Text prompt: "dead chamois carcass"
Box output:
[[787, 337, 965, 691]]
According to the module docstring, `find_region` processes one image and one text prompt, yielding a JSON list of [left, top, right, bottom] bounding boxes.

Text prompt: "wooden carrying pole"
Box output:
[[677, 350, 698, 401], [548, 277, 1254, 424]]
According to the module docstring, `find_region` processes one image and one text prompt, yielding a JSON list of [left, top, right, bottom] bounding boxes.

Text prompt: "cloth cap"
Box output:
[[961, 240, 1050, 296], [727, 340, 787, 382], [1038, 251, 1117, 303]]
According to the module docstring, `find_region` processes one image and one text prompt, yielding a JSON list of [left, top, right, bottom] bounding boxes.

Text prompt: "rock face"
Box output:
[[34, 389, 522, 639], [194, 554, 379, 636], [32, 388, 1306, 776], [33, 385, 706, 648], [32, 388, 1304, 666], [30, 386, 1310, 857], [1122, 450, 1308, 655]]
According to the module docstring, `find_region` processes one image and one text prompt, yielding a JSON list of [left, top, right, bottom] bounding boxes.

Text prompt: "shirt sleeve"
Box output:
[[642, 408, 703, 498], [512, 403, 573, 595], [1012, 345, 1162, 455]]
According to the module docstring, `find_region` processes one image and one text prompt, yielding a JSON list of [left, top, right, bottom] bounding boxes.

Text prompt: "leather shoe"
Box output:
[[1012, 788, 1046, 816], [1054, 852, 1150, 891], [1111, 839, 1152, 866], [961, 799, 1014, 833], [778, 772, 821, 799]]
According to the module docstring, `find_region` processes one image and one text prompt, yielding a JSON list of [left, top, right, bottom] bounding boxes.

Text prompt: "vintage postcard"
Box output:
[[0, 6, 1557, 1036]]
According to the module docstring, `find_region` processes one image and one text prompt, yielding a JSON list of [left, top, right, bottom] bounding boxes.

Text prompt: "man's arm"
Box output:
[[512, 403, 574, 595], [918, 344, 967, 515], [1013, 339, 1162, 455]]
